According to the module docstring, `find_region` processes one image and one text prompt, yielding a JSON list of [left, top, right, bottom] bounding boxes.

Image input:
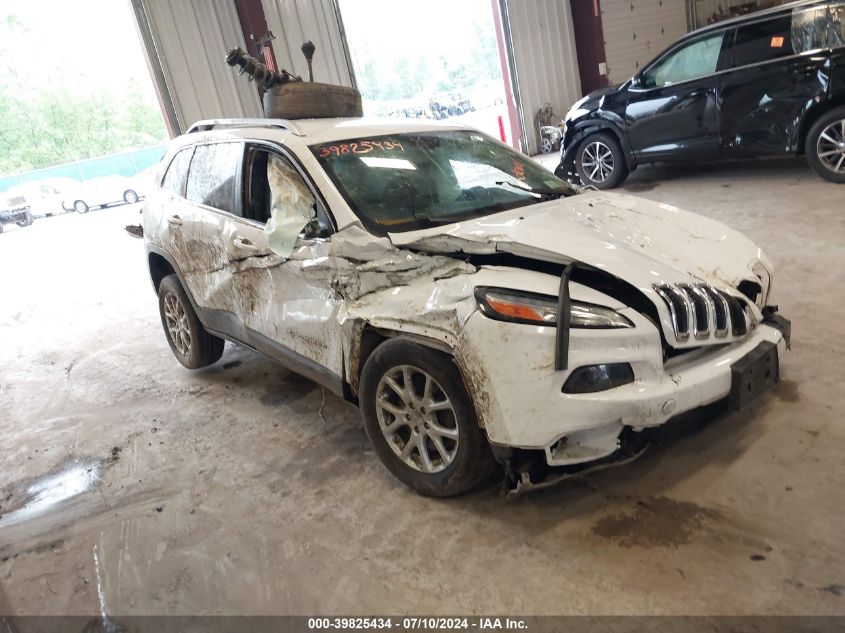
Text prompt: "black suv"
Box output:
[[555, 0, 845, 188]]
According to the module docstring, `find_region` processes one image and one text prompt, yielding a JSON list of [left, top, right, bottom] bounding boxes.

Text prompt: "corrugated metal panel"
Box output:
[[132, 0, 263, 135], [601, 0, 689, 83], [260, 0, 355, 86], [504, 0, 582, 155]]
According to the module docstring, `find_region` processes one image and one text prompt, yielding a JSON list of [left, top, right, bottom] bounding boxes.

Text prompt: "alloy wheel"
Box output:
[[163, 291, 191, 356], [581, 140, 615, 184], [375, 364, 459, 474], [817, 119, 845, 174]]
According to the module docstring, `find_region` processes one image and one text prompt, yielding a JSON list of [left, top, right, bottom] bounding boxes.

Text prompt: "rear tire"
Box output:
[[123, 190, 139, 204], [806, 106, 845, 184], [360, 338, 497, 497], [575, 132, 629, 189], [158, 274, 224, 369], [16, 211, 33, 227]]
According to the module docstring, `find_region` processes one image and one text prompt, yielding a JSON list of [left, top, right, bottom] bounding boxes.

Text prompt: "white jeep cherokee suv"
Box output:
[[141, 117, 790, 496]]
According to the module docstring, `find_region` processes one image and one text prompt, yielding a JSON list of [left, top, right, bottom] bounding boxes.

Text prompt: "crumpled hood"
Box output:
[[390, 190, 767, 292]]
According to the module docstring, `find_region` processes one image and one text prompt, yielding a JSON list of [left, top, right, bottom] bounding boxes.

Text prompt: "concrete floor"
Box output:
[[1, 157, 843, 616]]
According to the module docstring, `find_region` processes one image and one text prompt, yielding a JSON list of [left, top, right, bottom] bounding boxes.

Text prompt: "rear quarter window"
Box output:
[[162, 148, 193, 197], [792, 7, 836, 52], [832, 5, 845, 48]]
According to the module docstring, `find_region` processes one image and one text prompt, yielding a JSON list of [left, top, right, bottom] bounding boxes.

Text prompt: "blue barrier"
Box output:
[[0, 144, 167, 192]]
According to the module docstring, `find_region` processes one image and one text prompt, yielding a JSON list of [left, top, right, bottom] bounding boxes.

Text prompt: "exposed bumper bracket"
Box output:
[[763, 306, 791, 349], [554, 262, 577, 371]]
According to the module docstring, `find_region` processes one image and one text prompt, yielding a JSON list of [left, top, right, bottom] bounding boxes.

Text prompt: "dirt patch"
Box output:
[[592, 496, 720, 548], [776, 379, 800, 403]]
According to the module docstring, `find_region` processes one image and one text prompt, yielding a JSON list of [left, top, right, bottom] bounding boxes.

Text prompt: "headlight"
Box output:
[[475, 287, 633, 329]]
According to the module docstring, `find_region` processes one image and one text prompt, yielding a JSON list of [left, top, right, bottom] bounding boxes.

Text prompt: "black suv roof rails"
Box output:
[[186, 118, 305, 136]]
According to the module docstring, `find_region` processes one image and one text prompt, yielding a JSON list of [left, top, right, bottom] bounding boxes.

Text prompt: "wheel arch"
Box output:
[[148, 251, 175, 293], [566, 121, 637, 171], [146, 246, 203, 311], [347, 324, 455, 401], [798, 98, 845, 154]]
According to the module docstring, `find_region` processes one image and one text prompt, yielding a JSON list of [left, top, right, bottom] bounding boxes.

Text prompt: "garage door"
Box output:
[[601, 0, 689, 84]]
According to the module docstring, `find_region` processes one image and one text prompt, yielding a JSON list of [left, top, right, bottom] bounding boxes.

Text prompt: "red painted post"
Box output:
[[498, 115, 506, 143]]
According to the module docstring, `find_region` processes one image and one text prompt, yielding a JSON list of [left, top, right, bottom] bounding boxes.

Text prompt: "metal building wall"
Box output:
[[260, 0, 355, 87], [601, 0, 689, 83], [503, 0, 582, 155], [130, 0, 263, 136]]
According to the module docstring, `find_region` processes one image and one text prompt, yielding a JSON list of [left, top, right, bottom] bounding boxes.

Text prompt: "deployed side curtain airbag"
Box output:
[[264, 154, 316, 257]]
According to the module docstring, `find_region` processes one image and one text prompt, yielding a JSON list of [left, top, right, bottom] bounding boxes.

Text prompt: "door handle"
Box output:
[[167, 215, 183, 226], [233, 236, 259, 252]]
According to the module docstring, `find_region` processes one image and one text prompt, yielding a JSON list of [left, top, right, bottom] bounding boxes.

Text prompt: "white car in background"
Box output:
[[6, 178, 79, 217], [62, 174, 142, 213]]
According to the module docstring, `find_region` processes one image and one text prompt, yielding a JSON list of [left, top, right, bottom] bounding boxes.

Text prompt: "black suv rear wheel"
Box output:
[[807, 106, 845, 184], [575, 132, 629, 189]]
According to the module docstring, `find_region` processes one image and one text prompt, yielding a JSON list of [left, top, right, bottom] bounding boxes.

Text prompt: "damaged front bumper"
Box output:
[[457, 305, 790, 479]]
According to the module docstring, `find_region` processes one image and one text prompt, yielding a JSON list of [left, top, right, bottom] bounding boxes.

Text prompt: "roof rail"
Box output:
[[186, 118, 305, 136]]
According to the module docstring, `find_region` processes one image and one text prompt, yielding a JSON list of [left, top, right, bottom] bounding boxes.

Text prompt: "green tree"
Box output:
[[0, 11, 167, 176]]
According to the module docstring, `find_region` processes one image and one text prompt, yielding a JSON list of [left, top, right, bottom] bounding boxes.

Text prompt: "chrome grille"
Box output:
[[653, 283, 749, 343]]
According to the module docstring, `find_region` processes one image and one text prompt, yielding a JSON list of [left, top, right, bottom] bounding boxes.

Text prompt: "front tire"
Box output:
[[806, 106, 845, 184], [123, 190, 139, 204], [575, 132, 629, 189], [360, 339, 497, 497], [73, 200, 89, 214], [158, 274, 224, 369]]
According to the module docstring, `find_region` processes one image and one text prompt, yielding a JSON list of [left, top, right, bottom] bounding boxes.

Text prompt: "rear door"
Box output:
[[624, 29, 731, 162], [718, 6, 832, 157], [227, 142, 342, 376], [165, 141, 245, 330]]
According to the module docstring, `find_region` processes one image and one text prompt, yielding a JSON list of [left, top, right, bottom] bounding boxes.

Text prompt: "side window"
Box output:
[[162, 148, 192, 197], [832, 6, 845, 48], [730, 15, 794, 67], [643, 32, 726, 88], [243, 147, 332, 236], [792, 7, 833, 53], [186, 142, 242, 214]]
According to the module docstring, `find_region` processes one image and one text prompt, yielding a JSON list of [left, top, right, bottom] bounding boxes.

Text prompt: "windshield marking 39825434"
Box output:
[[311, 130, 573, 234]]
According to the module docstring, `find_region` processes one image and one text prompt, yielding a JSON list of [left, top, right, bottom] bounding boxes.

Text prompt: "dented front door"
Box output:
[[228, 221, 344, 376], [227, 145, 344, 376]]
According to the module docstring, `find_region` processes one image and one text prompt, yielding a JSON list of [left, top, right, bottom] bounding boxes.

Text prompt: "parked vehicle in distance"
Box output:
[[556, 0, 845, 188], [63, 175, 142, 213], [429, 94, 474, 119], [6, 178, 79, 218], [141, 117, 790, 496], [0, 192, 32, 233]]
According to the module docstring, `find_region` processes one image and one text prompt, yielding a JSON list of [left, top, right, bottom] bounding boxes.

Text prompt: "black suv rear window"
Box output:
[[186, 142, 242, 214]]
